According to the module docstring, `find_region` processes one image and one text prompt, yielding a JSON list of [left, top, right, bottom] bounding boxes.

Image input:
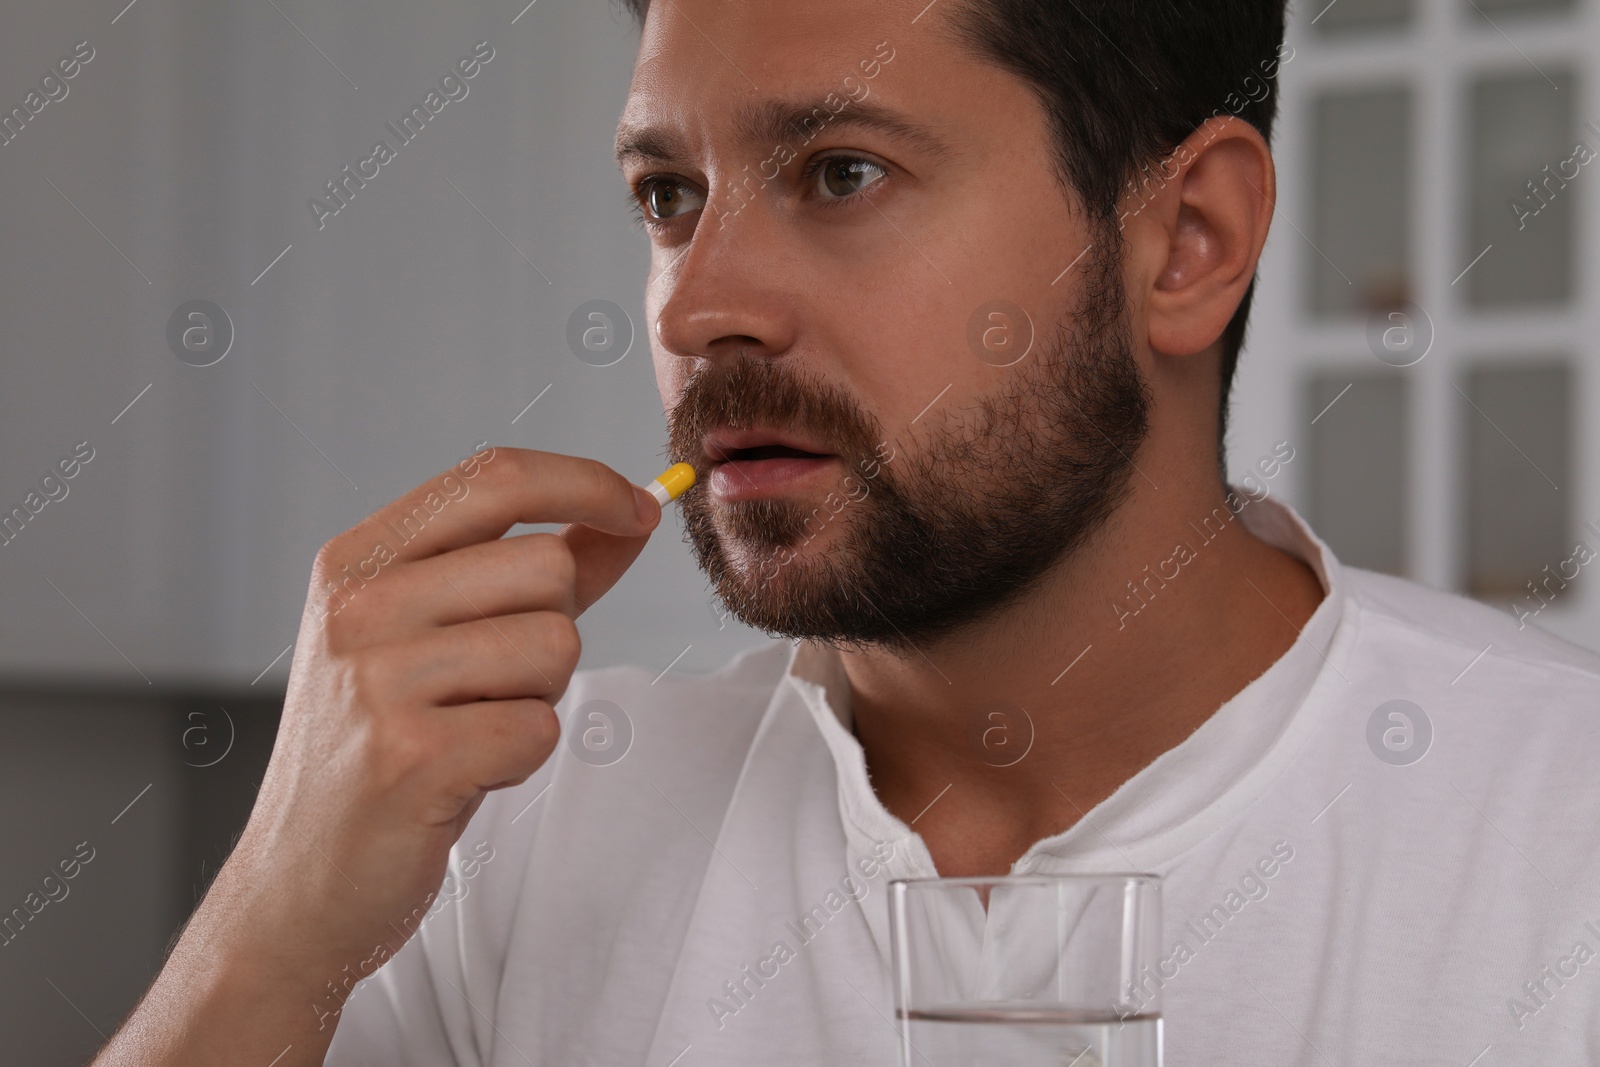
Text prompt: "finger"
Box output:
[[337, 446, 661, 568], [432, 697, 561, 794], [385, 533, 579, 632], [388, 610, 582, 707], [558, 521, 655, 617]]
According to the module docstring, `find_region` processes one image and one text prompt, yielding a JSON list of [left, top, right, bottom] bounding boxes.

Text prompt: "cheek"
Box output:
[[841, 305, 964, 418]]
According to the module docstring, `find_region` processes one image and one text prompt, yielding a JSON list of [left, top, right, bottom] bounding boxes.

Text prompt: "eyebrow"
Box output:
[[614, 97, 958, 168]]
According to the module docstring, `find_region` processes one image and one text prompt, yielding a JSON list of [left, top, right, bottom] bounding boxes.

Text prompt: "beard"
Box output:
[[664, 237, 1151, 656]]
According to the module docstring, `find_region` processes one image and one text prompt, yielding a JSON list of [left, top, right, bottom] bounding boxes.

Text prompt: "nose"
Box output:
[[651, 207, 800, 366]]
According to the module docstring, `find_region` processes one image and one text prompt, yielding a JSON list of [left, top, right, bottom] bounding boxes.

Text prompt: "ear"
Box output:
[[1124, 117, 1275, 358]]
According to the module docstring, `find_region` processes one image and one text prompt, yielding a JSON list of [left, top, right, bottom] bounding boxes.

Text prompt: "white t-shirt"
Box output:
[[325, 494, 1600, 1066]]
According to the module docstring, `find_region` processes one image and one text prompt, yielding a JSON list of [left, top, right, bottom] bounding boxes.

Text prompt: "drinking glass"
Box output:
[[889, 873, 1163, 1066]]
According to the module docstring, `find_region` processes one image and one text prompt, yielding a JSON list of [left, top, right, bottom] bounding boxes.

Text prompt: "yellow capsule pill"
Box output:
[[644, 462, 696, 506]]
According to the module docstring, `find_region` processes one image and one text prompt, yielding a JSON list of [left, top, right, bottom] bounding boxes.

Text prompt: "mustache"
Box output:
[[665, 356, 887, 474]]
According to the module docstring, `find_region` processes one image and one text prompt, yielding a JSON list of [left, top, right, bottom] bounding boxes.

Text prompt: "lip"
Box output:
[[710, 454, 841, 501], [701, 426, 842, 503], [702, 426, 838, 463]]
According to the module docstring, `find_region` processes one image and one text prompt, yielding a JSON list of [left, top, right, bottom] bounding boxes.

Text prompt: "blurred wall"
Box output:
[[0, 0, 773, 689]]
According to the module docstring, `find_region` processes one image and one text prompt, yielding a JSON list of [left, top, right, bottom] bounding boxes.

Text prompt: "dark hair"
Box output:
[[613, 0, 1288, 476]]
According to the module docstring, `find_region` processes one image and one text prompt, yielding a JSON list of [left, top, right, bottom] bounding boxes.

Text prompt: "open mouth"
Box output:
[[716, 444, 834, 463]]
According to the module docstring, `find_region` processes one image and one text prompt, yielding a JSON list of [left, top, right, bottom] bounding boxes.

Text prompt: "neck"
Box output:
[[840, 467, 1325, 878]]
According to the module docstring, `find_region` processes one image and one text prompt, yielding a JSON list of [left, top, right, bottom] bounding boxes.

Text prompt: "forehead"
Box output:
[[632, 0, 910, 88], [615, 0, 980, 167]]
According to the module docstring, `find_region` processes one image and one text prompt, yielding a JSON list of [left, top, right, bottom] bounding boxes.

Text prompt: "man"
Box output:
[[95, 0, 1600, 1064]]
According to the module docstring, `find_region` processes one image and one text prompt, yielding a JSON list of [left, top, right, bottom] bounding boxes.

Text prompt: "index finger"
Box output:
[[342, 444, 659, 565]]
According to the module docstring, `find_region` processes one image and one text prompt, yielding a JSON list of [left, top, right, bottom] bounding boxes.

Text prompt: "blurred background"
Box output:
[[0, 0, 1594, 1060]]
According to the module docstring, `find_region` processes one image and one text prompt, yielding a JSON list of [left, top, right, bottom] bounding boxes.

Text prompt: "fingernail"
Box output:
[[633, 485, 660, 527]]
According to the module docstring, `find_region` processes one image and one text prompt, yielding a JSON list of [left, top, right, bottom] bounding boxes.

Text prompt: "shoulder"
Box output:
[[1338, 567, 1600, 808], [1342, 565, 1600, 689]]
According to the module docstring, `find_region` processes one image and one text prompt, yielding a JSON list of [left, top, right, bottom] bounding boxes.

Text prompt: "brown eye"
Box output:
[[640, 177, 704, 222], [815, 157, 886, 200]]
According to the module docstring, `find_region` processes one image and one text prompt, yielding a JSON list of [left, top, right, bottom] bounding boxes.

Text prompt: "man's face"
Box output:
[[616, 0, 1150, 652]]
